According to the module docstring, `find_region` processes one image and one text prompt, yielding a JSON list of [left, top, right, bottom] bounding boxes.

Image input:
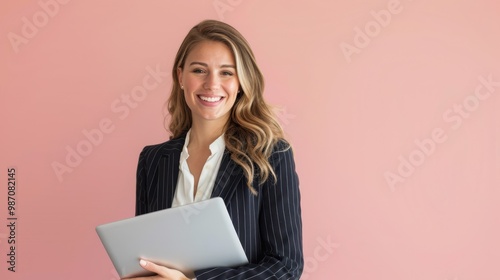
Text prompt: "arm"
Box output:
[[194, 146, 304, 280]]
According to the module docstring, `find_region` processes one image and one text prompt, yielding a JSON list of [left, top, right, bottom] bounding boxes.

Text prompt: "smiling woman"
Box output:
[[178, 40, 240, 128], [133, 20, 304, 280]]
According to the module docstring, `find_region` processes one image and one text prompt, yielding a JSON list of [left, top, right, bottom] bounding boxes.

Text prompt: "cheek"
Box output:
[[183, 74, 201, 88], [229, 81, 240, 94], [184, 80, 195, 90]]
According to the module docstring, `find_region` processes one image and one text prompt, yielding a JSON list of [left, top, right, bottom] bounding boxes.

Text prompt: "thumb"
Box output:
[[139, 259, 162, 274]]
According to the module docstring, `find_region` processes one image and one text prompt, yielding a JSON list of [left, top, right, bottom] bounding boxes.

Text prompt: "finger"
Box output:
[[139, 259, 163, 274], [138, 259, 189, 280]]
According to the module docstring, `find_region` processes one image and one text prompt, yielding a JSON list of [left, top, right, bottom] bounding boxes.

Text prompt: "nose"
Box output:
[[204, 72, 220, 91]]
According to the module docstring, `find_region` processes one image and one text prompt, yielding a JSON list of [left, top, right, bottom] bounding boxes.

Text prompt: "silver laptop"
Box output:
[[96, 197, 248, 279]]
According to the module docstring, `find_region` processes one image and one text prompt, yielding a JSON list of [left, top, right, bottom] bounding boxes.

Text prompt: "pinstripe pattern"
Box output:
[[136, 135, 303, 279]]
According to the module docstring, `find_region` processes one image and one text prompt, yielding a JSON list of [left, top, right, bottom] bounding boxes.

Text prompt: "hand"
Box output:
[[123, 259, 191, 280]]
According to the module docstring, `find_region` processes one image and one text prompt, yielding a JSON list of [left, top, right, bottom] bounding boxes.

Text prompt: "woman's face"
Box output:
[[178, 40, 240, 128]]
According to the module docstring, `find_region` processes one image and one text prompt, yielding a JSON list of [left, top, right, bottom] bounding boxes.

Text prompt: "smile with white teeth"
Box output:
[[199, 96, 222, 102]]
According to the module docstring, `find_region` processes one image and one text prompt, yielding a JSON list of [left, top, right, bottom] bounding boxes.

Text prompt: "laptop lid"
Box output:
[[96, 197, 248, 278]]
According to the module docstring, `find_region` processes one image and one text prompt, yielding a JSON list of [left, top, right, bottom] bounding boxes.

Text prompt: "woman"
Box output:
[[133, 19, 303, 280]]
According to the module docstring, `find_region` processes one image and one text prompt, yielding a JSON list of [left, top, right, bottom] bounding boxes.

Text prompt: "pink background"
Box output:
[[1, 0, 499, 279]]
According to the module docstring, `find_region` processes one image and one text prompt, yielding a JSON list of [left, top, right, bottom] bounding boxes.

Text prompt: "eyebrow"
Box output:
[[189, 62, 236, 68]]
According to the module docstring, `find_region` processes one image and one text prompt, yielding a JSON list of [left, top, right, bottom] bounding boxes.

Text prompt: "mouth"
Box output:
[[198, 95, 224, 103]]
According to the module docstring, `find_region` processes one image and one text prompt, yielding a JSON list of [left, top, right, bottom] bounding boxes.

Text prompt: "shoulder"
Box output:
[[272, 139, 291, 152], [269, 139, 295, 165], [270, 139, 293, 156], [140, 134, 187, 160]]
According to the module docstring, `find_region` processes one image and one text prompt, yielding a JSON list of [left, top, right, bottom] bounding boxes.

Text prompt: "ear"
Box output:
[[177, 67, 183, 87]]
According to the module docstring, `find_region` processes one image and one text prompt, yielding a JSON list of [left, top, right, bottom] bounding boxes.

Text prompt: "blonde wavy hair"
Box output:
[[166, 19, 288, 194]]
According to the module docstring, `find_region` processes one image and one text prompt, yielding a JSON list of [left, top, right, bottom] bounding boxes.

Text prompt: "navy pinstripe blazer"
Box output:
[[135, 134, 304, 279]]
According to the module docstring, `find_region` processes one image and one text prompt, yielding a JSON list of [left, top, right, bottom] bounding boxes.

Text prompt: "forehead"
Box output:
[[185, 40, 235, 65]]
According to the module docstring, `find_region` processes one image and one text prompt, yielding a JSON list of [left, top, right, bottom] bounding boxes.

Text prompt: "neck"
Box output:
[[188, 120, 225, 149]]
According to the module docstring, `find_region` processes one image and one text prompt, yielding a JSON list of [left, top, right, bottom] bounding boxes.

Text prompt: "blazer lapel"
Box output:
[[211, 151, 244, 207], [157, 134, 243, 209], [157, 135, 186, 210], [158, 153, 178, 209]]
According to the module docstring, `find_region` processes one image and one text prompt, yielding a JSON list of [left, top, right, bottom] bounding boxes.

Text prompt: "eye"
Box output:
[[221, 71, 234, 76], [192, 68, 206, 74]]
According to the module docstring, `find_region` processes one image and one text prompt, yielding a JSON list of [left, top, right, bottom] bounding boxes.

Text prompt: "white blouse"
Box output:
[[171, 130, 226, 208]]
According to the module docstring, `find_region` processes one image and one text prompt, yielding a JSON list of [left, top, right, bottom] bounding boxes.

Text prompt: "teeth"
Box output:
[[199, 96, 222, 102]]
